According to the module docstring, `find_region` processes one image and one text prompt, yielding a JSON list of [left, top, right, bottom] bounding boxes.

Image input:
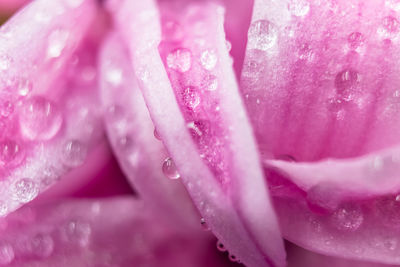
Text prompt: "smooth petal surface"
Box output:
[[0, 197, 221, 267], [0, 0, 104, 217], [111, 0, 286, 266], [99, 32, 199, 229], [241, 0, 400, 264]]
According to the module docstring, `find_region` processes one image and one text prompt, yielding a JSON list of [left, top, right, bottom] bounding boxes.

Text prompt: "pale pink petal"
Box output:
[[0, 197, 221, 267], [110, 0, 286, 266], [0, 0, 104, 216], [241, 0, 400, 264], [0, 0, 29, 13], [99, 32, 199, 229]]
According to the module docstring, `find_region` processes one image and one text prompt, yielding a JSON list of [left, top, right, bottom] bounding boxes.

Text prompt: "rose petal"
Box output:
[[111, 0, 286, 266], [0, 0, 104, 217], [0, 197, 221, 267], [99, 32, 199, 229]]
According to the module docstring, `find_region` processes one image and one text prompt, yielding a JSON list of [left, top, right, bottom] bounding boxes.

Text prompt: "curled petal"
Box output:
[[111, 0, 286, 266], [0, 0, 104, 216], [99, 32, 199, 229]]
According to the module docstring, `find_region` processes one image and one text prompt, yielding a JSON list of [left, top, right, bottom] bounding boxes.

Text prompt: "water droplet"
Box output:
[[47, 29, 69, 58], [28, 233, 54, 258], [0, 139, 24, 167], [0, 243, 14, 265], [331, 203, 364, 232], [187, 120, 211, 139], [153, 128, 161, 140], [225, 41, 232, 52], [200, 218, 210, 231], [12, 178, 39, 203], [162, 157, 180, 179], [202, 74, 218, 91], [16, 78, 33, 97], [288, 0, 310, 17], [62, 220, 91, 247], [0, 101, 13, 118], [105, 67, 123, 86], [200, 49, 217, 70], [166, 48, 192, 72], [383, 16, 400, 33], [229, 254, 238, 262], [348, 32, 364, 49], [334, 69, 360, 96], [247, 20, 278, 51], [0, 55, 11, 71], [183, 86, 200, 109], [19, 97, 63, 141], [216, 240, 226, 252], [0, 202, 8, 217], [62, 140, 87, 167]]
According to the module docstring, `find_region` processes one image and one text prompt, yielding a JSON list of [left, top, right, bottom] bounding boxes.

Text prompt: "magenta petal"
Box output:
[[110, 1, 286, 266], [0, 197, 216, 267], [99, 32, 199, 229], [0, 0, 104, 216]]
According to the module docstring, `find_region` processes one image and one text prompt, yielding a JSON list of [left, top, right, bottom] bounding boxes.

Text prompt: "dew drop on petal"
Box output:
[[47, 29, 69, 58], [331, 203, 364, 232], [225, 41, 232, 52], [200, 218, 210, 231], [183, 86, 200, 109], [202, 74, 218, 91], [12, 178, 39, 203], [348, 32, 364, 49], [334, 69, 360, 95], [162, 157, 180, 179], [16, 78, 33, 97], [383, 16, 400, 33], [229, 254, 238, 262], [288, 0, 310, 17], [153, 128, 161, 140], [216, 240, 226, 252], [28, 233, 54, 258], [105, 67, 123, 87], [0, 139, 24, 166], [0, 243, 14, 265], [200, 50, 217, 70], [247, 20, 278, 51], [0, 101, 13, 118], [19, 97, 63, 141], [62, 140, 88, 167], [166, 48, 192, 72], [62, 220, 91, 247]]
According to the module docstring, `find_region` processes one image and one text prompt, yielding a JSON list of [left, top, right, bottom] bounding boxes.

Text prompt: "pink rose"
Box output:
[[0, 0, 398, 266]]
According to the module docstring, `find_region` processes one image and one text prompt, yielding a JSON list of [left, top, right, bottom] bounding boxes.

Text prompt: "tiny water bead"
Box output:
[[200, 218, 210, 231], [383, 16, 400, 33], [47, 29, 70, 58], [15, 78, 33, 97], [247, 20, 278, 51], [62, 220, 92, 247], [0, 139, 24, 166], [19, 97, 63, 141], [229, 254, 238, 263], [0, 243, 14, 265], [166, 48, 192, 72], [216, 240, 226, 252], [12, 178, 39, 203], [201, 74, 218, 91], [28, 233, 54, 258], [288, 0, 310, 17], [162, 157, 180, 179], [200, 49, 217, 71], [334, 69, 360, 95], [105, 67, 123, 87], [62, 140, 88, 167], [153, 128, 162, 140], [183, 87, 201, 109], [162, 20, 184, 42], [330, 203, 364, 232], [348, 32, 364, 49], [0, 101, 13, 118]]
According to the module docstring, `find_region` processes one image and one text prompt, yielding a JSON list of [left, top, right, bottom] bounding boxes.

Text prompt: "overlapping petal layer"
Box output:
[[109, 0, 286, 266]]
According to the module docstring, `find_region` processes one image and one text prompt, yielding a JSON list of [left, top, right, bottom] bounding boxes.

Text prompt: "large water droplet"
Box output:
[[0, 243, 14, 265], [27, 233, 54, 258], [348, 32, 364, 49], [162, 157, 180, 179], [183, 86, 200, 109], [288, 0, 310, 17], [200, 49, 217, 70], [334, 69, 360, 96], [12, 178, 39, 203], [166, 48, 192, 72], [19, 97, 63, 141], [247, 20, 278, 51], [47, 29, 69, 58], [61, 220, 91, 247], [0, 139, 24, 167], [331, 203, 364, 232], [62, 140, 88, 167]]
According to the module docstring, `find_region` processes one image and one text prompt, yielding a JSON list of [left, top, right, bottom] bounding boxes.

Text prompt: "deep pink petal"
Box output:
[[99, 32, 199, 229], [0, 197, 223, 267], [110, 0, 286, 266], [0, 0, 104, 216]]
